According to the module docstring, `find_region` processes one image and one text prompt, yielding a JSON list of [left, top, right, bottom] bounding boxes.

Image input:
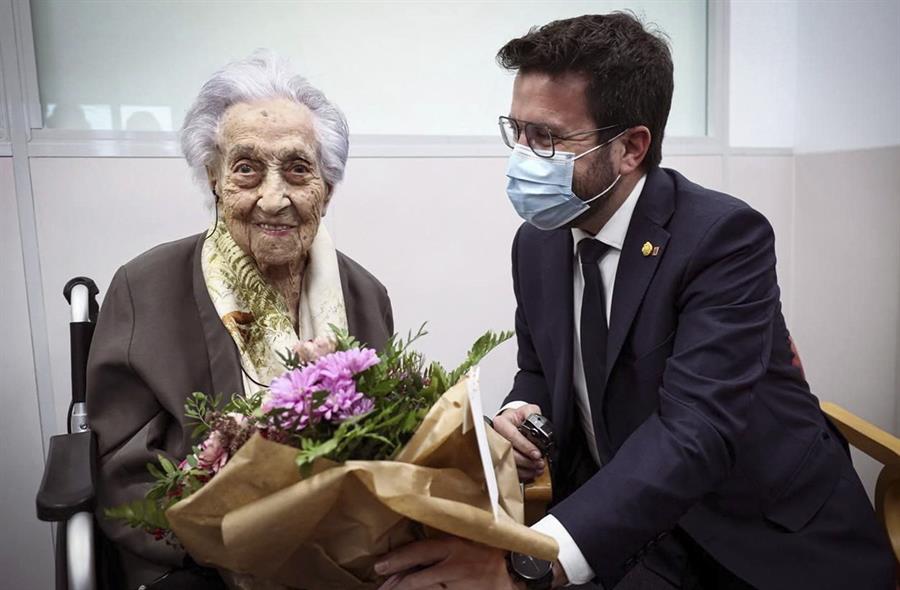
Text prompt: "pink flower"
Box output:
[[226, 412, 250, 428], [293, 336, 337, 365], [197, 430, 229, 473]]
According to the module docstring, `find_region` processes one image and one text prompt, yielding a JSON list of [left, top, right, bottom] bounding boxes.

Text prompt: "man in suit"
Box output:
[[375, 13, 895, 590]]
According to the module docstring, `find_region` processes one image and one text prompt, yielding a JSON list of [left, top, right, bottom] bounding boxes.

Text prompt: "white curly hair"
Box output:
[[181, 49, 349, 195]]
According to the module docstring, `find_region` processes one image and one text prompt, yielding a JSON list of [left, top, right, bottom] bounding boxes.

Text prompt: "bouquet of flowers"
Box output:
[[108, 327, 557, 589]]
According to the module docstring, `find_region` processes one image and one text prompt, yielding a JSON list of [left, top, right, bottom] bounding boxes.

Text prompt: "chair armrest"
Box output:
[[821, 402, 900, 467], [36, 431, 97, 521], [524, 469, 552, 503], [523, 469, 552, 526]]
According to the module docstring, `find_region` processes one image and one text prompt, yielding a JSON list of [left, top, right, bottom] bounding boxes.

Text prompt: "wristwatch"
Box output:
[[507, 551, 554, 590]]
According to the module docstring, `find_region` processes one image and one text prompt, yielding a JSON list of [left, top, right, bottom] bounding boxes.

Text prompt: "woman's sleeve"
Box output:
[[86, 266, 186, 568]]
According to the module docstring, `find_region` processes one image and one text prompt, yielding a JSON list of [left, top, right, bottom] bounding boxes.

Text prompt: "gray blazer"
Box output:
[[86, 233, 393, 586]]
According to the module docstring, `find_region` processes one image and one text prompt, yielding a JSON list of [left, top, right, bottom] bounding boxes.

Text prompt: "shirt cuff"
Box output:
[[497, 400, 528, 416], [532, 514, 596, 586]]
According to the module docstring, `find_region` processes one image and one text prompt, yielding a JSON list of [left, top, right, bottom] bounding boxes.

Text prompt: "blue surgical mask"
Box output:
[[505, 132, 624, 230]]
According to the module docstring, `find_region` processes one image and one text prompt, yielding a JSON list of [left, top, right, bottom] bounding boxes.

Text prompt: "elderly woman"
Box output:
[[86, 51, 393, 588]]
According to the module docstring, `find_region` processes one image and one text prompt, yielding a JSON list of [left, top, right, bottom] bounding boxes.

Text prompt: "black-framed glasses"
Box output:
[[498, 116, 625, 158]]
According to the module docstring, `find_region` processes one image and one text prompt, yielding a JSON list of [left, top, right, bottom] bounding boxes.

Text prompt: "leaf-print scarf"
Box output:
[[201, 218, 348, 394]]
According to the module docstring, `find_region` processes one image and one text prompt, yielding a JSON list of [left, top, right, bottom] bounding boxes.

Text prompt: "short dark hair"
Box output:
[[497, 12, 674, 169]]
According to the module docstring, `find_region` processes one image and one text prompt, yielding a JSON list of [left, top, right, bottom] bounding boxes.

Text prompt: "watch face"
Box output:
[[511, 552, 553, 580]]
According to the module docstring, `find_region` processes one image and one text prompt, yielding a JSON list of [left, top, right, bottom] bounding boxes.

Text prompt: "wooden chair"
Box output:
[[523, 404, 900, 567]]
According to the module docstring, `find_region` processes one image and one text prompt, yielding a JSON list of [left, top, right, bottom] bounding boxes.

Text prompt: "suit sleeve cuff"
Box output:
[[532, 514, 596, 585], [497, 400, 527, 416]]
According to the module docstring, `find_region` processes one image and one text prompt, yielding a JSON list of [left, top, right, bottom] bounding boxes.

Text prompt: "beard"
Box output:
[[572, 148, 617, 201], [562, 149, 619, 230]]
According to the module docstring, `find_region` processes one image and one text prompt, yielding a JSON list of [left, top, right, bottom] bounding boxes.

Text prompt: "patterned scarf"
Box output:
[[201, 218, 348, 394]]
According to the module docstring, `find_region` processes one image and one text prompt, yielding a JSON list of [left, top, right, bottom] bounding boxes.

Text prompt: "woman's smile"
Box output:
[[255, 222, 297, 236]]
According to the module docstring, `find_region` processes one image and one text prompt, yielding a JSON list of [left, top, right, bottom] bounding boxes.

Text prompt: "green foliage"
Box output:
[[184, 391, 221, 439], [105, 497, 170, 532], [293, 325, 512, 473]]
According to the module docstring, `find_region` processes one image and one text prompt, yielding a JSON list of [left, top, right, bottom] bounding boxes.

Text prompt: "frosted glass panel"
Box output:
[[32, 0, 707, 137]]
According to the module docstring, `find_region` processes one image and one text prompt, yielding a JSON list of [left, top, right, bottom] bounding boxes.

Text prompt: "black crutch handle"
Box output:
[[63, 277, 100, 425], [63, 277, 99, 323]]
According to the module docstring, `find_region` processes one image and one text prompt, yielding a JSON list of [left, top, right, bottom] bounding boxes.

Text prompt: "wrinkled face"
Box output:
[[208, 98, 329, 271]]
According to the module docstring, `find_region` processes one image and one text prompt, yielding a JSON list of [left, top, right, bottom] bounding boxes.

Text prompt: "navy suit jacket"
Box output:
[[505, 167, 893, 589]]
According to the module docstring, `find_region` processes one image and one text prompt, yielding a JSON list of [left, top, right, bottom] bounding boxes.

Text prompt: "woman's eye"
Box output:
[[289, 164, 308, 175], [237, 164, 254, 174]]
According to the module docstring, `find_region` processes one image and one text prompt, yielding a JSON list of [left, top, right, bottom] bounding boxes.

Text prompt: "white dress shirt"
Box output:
[[503, 174, 646, 585]]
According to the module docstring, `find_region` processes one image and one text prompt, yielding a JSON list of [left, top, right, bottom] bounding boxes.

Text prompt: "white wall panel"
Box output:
[[794, 0, 900, 153], [0, 157, 54, 590], [728, 0, 797, 148]]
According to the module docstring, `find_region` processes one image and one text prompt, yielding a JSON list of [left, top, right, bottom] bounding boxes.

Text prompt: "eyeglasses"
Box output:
[[498, 116, 626, 158]]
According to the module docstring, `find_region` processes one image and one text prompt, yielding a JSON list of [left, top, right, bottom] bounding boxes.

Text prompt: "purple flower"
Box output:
[[262, 347, 380, 431], [317, 349, 380, 388], [262, 365, 320, 431], [315, 380, 375, 423]]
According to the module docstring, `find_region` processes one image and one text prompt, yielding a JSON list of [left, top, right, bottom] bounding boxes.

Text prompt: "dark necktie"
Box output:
[[578, 238, 612, 462]]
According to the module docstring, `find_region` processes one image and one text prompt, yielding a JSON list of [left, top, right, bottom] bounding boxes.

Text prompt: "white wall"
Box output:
[[0, 157, 53, 589], [729, 0, 900, 153], [728, 0, 798, 148], [794, 0, 900, 153]]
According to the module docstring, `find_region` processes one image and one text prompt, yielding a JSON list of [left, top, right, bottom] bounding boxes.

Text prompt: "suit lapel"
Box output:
[[604, 169, 675, 385], [538, 229, 577, 436]]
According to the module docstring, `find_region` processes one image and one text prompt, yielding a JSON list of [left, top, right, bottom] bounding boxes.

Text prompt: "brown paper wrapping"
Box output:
[[166, 377, 558, 589]]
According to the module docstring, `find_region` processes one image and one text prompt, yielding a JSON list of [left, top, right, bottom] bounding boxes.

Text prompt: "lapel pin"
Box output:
[[641, 241, 653, 257], [652, 246, 660, 256]]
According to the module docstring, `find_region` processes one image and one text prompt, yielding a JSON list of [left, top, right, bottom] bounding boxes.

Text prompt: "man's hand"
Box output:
[[492, 404, 545, 481], [375, 537, 522, 590]]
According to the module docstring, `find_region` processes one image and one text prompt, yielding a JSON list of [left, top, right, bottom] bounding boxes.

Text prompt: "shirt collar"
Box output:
[[572, 174, 647, 253]]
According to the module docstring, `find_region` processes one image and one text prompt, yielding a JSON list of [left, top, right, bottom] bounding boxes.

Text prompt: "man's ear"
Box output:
[[618, 126, 652, 175]]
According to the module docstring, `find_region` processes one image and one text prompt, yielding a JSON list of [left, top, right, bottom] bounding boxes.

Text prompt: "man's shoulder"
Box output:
[[665, 168, 753, 224]]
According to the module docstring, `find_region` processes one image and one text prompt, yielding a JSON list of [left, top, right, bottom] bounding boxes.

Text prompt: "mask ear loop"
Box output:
[[577, 128, 629, 204], [572, 128, 629, 161]]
